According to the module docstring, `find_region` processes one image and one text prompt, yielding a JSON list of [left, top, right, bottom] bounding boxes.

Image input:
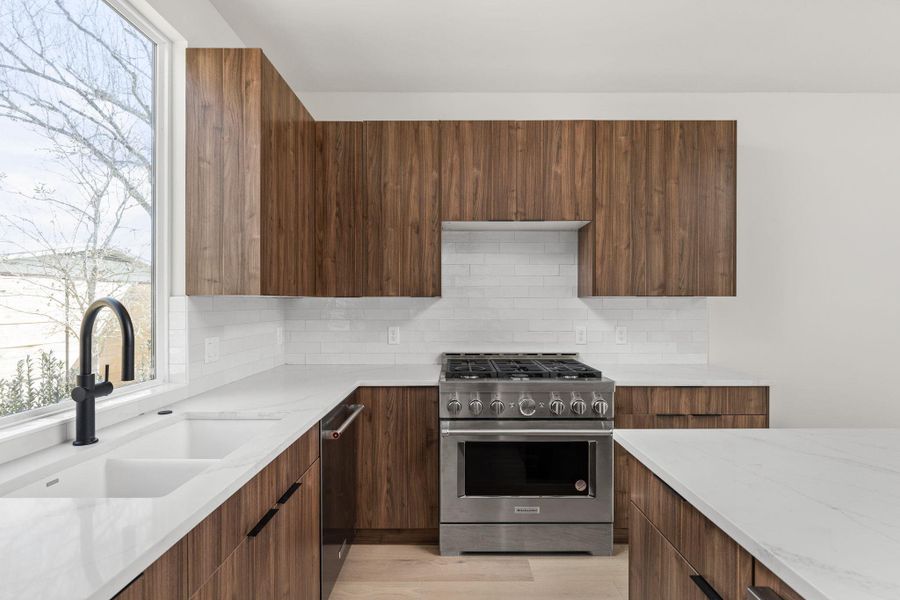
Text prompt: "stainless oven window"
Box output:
[[462, 441, 594, 497]]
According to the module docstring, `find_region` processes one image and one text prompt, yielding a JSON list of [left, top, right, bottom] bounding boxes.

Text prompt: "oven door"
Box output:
[[440, 419, 613, 524]]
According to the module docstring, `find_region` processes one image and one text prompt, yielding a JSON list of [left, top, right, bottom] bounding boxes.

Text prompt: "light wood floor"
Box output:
[[331, 544, 629, 599]]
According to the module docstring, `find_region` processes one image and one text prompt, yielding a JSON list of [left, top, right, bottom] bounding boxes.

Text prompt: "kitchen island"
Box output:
[[614, 429, 900, 600]]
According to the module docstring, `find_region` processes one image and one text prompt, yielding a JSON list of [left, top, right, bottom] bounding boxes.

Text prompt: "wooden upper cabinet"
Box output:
[[315, 121, 367, 296], [186, 48, 315, 296], [440, 121, 518, 221], [581, 120, 737, 296], [365, 121, 441, 296], [516, 120, 594, 221]]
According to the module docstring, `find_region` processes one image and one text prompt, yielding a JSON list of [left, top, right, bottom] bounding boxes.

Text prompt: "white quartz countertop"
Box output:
[[615, 429, 900, 600], [0, 361, 765, 600], [0, 364, 439, 600]]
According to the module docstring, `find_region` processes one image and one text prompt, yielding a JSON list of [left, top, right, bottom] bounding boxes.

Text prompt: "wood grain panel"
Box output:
[[440, 121, 518, 221], [274, 461, 320, 600], [315, 121, 366, 296], [190, 537, 256, 600], [258, 58, 316, 295], [629, 504, 706, 600], [630, 460, 753, 600], [134, 537, 187, 600], [754, 561, 806, 600], [516, 121, 593, 221], [366, 121, 441, 296], [186, 48, 261, 295], [354, 387, 439, 530], [615, 386, 769, 416], [613, 415, 655, 543], [186, 48, 314, 296], [585, 120, 736, 296]]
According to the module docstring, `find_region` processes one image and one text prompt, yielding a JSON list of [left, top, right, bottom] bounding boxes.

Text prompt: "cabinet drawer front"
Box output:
[[629, 503, 707, 600], [187, 424, 320, 594], [616, 386, 768, 416], [629, 460, 752, 600]]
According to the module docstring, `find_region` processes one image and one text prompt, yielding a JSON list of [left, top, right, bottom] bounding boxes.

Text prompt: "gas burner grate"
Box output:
[[489, 359, 552, 379], [446, 359, 498, 380], [535, 358, 602, 379]]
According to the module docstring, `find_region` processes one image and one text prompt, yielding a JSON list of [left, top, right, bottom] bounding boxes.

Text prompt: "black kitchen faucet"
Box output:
[[70, 297, 135, 446]]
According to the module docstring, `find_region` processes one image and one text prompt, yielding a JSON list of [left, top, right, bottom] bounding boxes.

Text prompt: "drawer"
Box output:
[[629, 503, 706, 600], [616, 386, 768, 416], [186, 424, 320, 594], [629, 459, 753, 600]]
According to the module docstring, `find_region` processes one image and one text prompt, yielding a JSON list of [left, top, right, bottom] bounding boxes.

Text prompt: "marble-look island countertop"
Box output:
[[0, 364, 439, 600], [615, 429, 900, 600]]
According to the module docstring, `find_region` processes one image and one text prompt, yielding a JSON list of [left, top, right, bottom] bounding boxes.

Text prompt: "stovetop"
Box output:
[[443, 353, 602, 381]]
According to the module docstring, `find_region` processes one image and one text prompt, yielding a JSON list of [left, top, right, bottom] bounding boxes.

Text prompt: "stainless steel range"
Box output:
[[439, 353, 615, 556]]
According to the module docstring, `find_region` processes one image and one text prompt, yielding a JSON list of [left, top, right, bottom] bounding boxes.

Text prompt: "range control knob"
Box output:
[[518, 394, 537, 417], [469, 393, 484, 416], [549, 398, 566, 416], [570, 392, 587, 415], [592, 392, 609, 416], [447, 392, 462, 415], [490, 398, 505, 416]]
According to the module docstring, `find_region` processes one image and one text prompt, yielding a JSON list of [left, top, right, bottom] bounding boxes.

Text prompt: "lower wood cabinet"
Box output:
[[114, 426, 320, 600], [352, 386, 439, 542], [191, 460, 320, 600]]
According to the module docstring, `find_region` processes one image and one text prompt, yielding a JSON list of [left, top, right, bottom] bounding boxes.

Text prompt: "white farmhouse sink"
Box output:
[[5, 457, 216, 498], [114, 416, 279, 460], [2, 414, 281, 498]]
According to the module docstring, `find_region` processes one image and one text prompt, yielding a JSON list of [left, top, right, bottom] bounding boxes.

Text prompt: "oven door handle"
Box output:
[[441, 428, 612, 437]]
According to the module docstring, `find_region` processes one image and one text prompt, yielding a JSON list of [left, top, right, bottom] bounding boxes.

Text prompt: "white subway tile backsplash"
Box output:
[[284, 231, 707, 366]]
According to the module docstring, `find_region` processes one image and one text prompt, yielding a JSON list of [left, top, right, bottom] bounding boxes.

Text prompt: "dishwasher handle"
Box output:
[[746, 588, 785, 600], [322, 404, 365, 440]]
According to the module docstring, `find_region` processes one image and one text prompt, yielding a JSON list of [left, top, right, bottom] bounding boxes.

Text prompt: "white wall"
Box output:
[[141, 0, 243, 47], [298, 92, 900, 428], [285, 230, 707, 366]]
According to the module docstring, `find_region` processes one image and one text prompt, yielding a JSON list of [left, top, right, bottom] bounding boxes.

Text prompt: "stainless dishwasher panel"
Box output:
[[321, 400, 365, 600]]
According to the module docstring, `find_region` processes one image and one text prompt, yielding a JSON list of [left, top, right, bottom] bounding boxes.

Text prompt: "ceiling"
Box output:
[[208, 0, 900, 93]]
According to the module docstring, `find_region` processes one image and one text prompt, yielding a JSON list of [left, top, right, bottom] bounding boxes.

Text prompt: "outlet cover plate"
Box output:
[[204, 337, 220, 363]]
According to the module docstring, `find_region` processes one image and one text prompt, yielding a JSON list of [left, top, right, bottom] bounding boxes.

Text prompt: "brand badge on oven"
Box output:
[[514, 506, 541, 514]]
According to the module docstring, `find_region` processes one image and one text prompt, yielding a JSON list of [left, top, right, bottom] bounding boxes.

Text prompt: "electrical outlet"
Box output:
[[615, 326, 627, 345], [575, 325, 587, 345], [204, 336, 220, 363], [388, 326, 400, 345], [276, 327, 284, 346]]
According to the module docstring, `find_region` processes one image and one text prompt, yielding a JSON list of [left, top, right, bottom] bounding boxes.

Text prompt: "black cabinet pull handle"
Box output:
[[277, 482, 302, 505], [690, 575, 724, 600], [247, 508, 279, 538]]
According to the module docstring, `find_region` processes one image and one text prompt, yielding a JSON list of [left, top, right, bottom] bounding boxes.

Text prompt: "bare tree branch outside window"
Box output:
[[0, 0, 155, 418]]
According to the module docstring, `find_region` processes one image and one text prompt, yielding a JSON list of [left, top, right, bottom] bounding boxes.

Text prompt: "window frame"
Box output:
[[0, 0, 173, 428]]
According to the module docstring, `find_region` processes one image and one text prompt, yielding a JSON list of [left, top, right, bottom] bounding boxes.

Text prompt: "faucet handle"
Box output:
[[103, 364, 110, 383]]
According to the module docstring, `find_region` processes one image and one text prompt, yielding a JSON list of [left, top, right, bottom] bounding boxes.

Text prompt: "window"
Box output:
[[0, 0, 160, 420]]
